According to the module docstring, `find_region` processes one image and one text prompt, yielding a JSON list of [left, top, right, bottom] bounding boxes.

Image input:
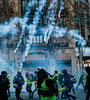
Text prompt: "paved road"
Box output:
[[8, 89, 86, 100]]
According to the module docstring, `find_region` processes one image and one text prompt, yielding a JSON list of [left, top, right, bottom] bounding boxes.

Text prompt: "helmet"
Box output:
[[54, 70, 58, 74], [62, 69, 67, 75]]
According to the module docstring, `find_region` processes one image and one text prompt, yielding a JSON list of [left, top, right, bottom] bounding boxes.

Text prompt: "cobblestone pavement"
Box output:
[[8, 89, 86, 100]]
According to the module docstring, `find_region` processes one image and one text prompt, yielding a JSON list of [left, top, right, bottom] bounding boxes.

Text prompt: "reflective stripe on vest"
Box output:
[[40, 79, 49, 91], [53, 74, 58, 83], [6, 74, 10, 87], [25, 79, 32, 84]]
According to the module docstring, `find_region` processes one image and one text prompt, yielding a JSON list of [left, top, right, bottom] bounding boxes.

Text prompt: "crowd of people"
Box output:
[[0, 66, 90, 100]]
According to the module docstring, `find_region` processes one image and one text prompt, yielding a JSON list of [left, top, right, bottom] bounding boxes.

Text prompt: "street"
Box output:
[[9, 89, 86, 100]]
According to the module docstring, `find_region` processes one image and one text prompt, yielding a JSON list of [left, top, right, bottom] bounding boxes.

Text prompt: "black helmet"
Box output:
[[1, 71, 7, 77], [54, 70, 58, 74], [62, 69, 67, 75]]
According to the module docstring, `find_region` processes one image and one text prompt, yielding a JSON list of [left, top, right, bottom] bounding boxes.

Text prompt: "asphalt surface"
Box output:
[[8, 89, 86, 100]]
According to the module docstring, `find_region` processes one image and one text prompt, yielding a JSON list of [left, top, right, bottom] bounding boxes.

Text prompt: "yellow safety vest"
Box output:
[[40, 78, 57, 100], [25, 79, 32, 85], [53, 74, 58, 83], [6, 74, 10, 87]]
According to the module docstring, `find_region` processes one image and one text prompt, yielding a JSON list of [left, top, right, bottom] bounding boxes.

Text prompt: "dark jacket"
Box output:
[[0, 75, 9, 100], [85, 74, 90, 91], [13, 73, 24, 88]]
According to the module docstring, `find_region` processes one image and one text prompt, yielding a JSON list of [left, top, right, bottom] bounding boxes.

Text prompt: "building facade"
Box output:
[[0, 0, 90, 74]]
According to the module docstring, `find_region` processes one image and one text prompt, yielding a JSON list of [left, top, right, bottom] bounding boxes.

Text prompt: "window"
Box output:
[[80, 16, 85, 26], [31, 35, 44, 44], [75, 17, 78, 26]]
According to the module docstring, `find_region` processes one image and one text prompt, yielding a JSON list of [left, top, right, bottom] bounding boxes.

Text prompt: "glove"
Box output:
[[59, 87, 67, 92]]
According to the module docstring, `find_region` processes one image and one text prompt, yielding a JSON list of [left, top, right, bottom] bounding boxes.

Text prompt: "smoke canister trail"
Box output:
[[44, 0, 59, 44], [55, 26, 68, 38], [0, 17, 20, 37], [20, 0, 47, 69], [69, 29, 86, 46], [14, 0, 37, 53], [58, 0, 64, 18]]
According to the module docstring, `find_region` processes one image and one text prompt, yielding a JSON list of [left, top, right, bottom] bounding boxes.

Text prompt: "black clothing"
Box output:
[[85, 90, 90, 100], [16, 88, 23, 100], [0, 75, 9, 100], [37, 69, 58, 97], [85, 74, 90, 100], [77, 81, 84, 88], [37, 78, 58, 97], [26, 84, 32, 94], [13, 74, 24, 87], [59, 72, 76, 100], [7, 88, 11, 96], [13, 73, 24, 100]]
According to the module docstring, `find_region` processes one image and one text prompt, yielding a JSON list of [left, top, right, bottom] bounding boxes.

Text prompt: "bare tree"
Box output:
[[0, 0, 16, 23]]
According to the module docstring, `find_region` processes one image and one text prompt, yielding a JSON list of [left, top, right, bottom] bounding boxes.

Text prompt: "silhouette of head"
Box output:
[[1, 71, 7, 77]]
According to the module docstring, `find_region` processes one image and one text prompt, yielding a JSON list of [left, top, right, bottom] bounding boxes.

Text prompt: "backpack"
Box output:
[[0, 75, 9, 89], [61, 74, 75, 89], [45, 78, 59, 96], [13, 75, 24, 88]]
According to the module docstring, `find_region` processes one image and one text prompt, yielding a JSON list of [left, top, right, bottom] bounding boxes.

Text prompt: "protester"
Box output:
[[6, 73, 11, 97], [25, 72, 34, 98], [84, 67, 90, 100], [32, 71, 38, 96], [0, 71, 9, 100], [53, 70, 58, 83], [36, 69, 59, 100], [13, 71, 24, 100], [76, 74, 84, 89], [59, 69, 76, 100]]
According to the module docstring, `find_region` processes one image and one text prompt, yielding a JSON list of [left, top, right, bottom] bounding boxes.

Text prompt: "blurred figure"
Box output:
[[76, 74, 84, 89], [37, 67, 42, 71], [13, 71, 24, 100], [84, 67, 90, 100], [0, 71, 9, 100], [25, 72, 33, 98], [53, 70, 58, 83], [70, 74, 76, 94], [6, 73, 11, 97], [32, 71, 38, 96], [36, 69, 59, 100], [59, 69, 76, 100], [58, 72, 66, 98]]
